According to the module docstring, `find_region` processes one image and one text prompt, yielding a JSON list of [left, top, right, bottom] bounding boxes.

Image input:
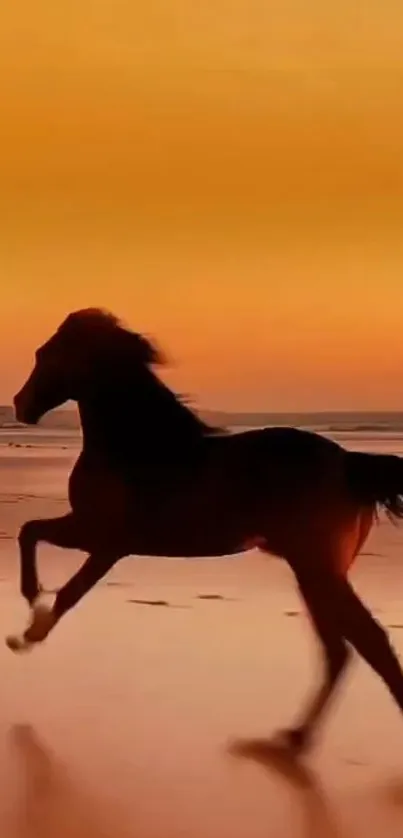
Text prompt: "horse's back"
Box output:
[[207, 425, 341, 476]]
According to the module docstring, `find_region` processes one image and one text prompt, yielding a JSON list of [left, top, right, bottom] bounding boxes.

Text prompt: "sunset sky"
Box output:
[[1, 0, 403, 410]]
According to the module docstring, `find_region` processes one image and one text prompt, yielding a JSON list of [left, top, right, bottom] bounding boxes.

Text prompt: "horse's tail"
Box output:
[[346, 451, 403, 520]]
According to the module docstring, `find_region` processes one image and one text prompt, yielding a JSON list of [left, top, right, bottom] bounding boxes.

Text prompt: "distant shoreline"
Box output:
[[2, 406, 403, 432]]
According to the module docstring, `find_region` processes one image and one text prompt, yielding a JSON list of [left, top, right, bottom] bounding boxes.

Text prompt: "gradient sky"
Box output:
[[1, 1, 403, 410]]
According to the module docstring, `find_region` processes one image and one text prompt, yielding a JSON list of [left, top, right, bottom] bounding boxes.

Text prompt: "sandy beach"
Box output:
[[1, 433, 403, 837]]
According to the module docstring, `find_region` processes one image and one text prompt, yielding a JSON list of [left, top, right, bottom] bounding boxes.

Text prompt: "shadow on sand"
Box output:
[[9, 725, 403, 838], [228, 738, 347, 838], [7, 724, 133, 838]]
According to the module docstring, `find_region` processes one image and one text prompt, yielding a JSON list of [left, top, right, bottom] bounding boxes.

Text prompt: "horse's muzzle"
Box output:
[[14, 392, 39, 425]]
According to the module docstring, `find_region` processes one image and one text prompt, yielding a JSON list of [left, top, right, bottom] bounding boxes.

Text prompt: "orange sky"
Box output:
[[1, 0, 403, 410]]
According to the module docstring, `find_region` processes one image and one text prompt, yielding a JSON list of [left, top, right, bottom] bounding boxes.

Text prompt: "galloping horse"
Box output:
[[7, 308, 403, 754]]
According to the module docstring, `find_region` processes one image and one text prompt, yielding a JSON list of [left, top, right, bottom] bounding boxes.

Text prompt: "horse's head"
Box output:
[[14, 308, 164, 425]]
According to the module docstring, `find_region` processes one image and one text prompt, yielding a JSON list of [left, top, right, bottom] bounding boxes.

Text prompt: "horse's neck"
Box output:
[[77, 369, 204, 461], [77, 383, 145, 458]]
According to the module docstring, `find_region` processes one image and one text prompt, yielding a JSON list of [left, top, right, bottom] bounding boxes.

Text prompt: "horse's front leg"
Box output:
[[7, 551, 119, 651], [18, 514, 81, 605]]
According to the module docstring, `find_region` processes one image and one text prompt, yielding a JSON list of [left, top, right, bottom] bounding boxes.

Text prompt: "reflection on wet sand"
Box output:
[[229, 738, 347, 838], [7, 725, 132, 838]]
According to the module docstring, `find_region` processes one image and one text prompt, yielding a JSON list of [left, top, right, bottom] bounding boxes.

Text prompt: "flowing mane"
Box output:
[[58, 308, 225, 444]]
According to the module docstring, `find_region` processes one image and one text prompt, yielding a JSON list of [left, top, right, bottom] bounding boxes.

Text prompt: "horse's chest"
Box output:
[[69, 462, 132, 521]]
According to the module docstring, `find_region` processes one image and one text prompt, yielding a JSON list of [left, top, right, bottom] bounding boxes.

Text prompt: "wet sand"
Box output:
[[1, 445, 403, 836]]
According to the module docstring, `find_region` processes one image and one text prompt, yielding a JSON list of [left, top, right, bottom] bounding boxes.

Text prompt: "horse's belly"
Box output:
[[130, 526, 247, 558], [132, 486, 254, 557], [69, 456, 260, 557]]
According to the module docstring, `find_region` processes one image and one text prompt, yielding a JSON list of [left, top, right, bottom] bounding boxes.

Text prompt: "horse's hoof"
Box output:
[[24, 602, 56, 644], [5, 634, 32, 653], [6, 603, 56, 653]]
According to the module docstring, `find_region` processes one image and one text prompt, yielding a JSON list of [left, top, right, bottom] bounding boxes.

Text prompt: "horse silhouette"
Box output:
[[7, 308, 403, 755]]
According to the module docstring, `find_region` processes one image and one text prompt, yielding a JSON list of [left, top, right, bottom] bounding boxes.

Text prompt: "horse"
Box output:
[[7, 307, 403, 756]]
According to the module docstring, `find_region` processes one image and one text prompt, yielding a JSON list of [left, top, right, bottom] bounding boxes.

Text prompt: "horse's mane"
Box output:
[[61, 308, 225, 441]]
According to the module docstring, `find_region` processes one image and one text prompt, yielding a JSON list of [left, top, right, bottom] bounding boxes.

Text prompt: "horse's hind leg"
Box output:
[[337, 581, 403, 711], [268, 507, 375, 753], [276, 567, 351, 754], [319, 507, 402, 710], [278, 565, 403, 754]]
